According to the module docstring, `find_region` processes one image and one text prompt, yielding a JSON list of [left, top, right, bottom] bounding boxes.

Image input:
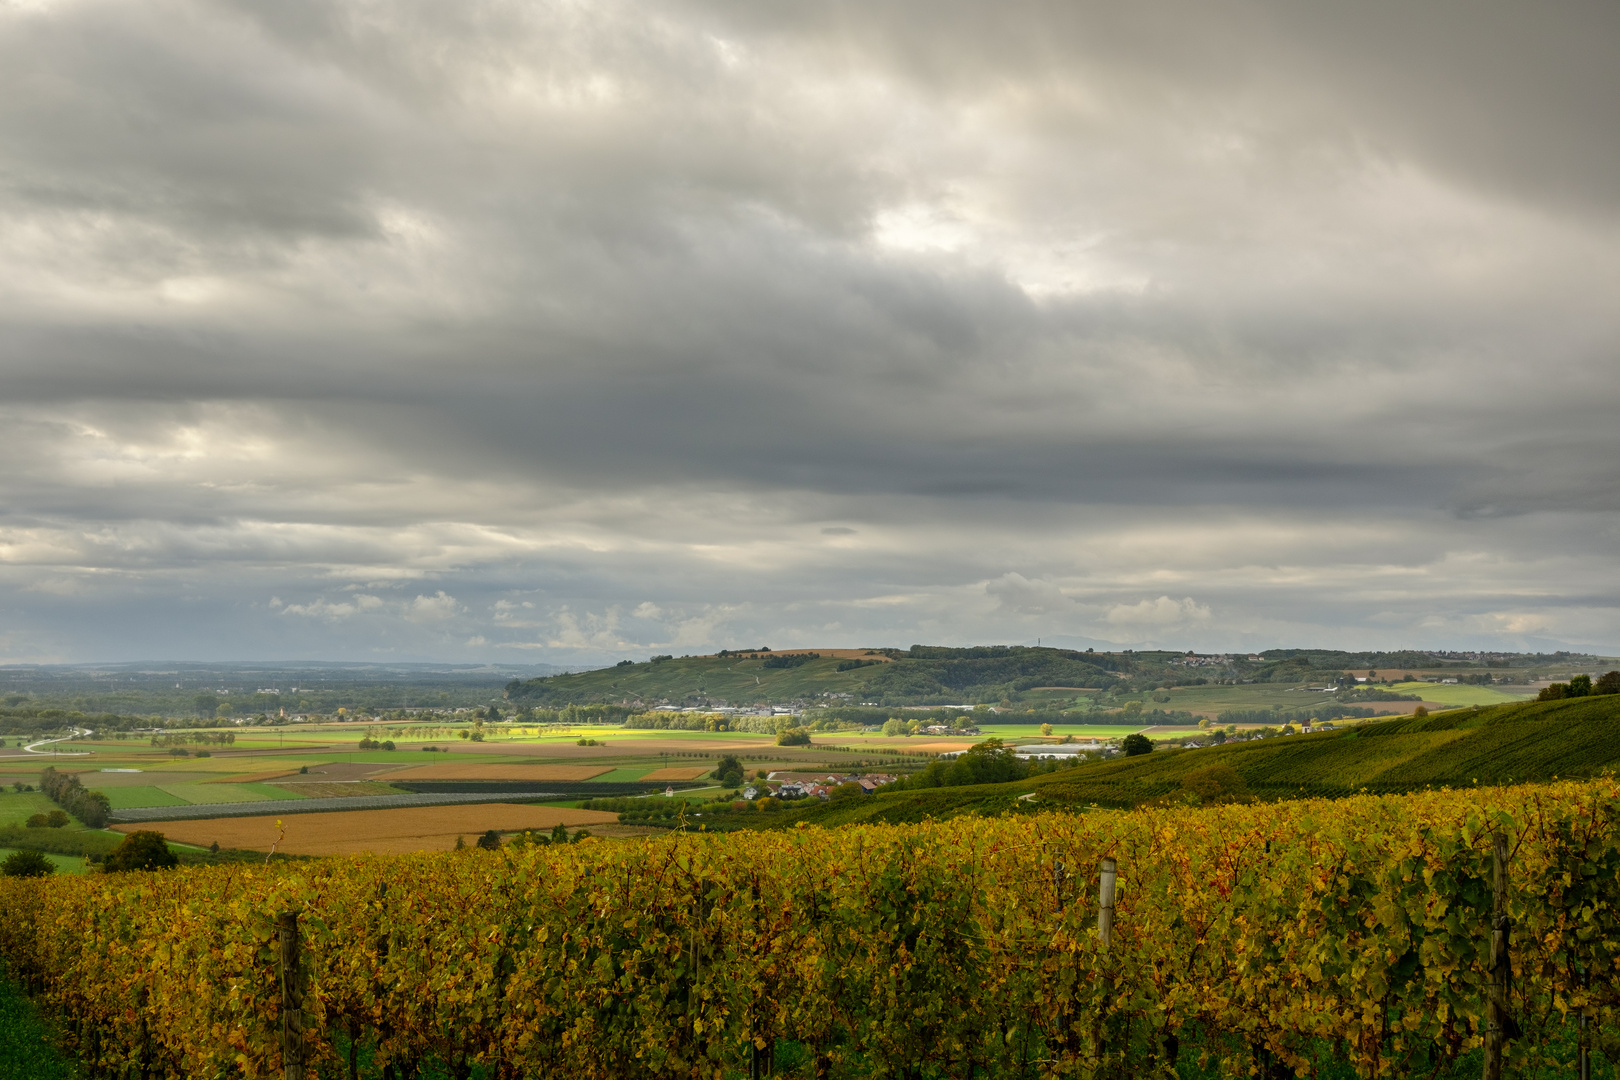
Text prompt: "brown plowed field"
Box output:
[[374, 763, 613, 782], [639, 766, 710, 781], [119, 804, 620, 856]]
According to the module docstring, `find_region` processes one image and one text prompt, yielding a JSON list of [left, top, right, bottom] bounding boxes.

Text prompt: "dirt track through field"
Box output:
[[119, 803, 620, 855]]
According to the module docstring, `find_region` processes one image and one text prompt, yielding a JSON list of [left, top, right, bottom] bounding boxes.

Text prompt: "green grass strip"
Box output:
[[0, 970, 79, 1079]]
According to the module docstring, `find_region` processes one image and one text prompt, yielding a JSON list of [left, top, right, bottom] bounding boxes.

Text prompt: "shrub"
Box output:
[[0, 850, 54, 878], [1179, 763, 1249, 804], [25, 814, 48, 829]]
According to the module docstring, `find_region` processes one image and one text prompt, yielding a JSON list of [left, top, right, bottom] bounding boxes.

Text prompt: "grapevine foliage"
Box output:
[[1, 780, 1617, 1077]]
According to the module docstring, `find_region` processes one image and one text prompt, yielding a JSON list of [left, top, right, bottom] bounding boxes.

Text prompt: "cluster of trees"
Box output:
[[715, 754, 745, 788], [25, 810, 70, 829], [1335, 686, 1422, 703], [357, 737, 397, 751], [1216, 705, 1386, 726], [149, 731, 236, 747], [623, 712, 734, 732], [775, 727, 812, 746], [1539, 672, 1620, 701], [38, 766, 109, 829], [885, 739, 1029, 790], [761, 653, 819, 670], [502, 823, 591, 847]]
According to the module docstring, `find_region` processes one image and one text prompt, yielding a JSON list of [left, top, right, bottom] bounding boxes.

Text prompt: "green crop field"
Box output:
[[0, 791, 60, 828], [1381, 681, 1533, 707], [101, 786, 190, 809]]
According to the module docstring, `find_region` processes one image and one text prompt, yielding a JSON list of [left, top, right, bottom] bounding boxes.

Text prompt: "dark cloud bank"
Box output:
[[1, 0, 1617, 664]]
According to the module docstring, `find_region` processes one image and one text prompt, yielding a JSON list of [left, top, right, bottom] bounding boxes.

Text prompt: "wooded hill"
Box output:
[[740, 694, 1620, 828], [504, 645, 1610, 708], [506, 645, 1127, 708]]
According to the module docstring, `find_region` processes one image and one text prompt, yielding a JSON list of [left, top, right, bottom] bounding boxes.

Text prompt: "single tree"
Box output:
[[476, 829, 503, 851], [1567, 674, 1593, 697], [1121, 733, 1153, 757], [1040, 723, 1054, 737], [550, 823, 569, 845], [1595, 671, 1620, 696], [1, 849, 54, 878], [102, 831, 178, 873], [45, 810, 68, 828]]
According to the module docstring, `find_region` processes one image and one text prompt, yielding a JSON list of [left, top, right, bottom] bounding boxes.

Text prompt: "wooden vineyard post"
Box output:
[[1095, 858, 1119, 1070], [1482, 832, 1516, 1080], [278, 910, 306, 1080], [1097, 858, 1116, 952]]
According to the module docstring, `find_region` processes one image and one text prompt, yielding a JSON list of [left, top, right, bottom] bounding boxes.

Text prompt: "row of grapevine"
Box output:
[[1, 780, 1617, 1078]]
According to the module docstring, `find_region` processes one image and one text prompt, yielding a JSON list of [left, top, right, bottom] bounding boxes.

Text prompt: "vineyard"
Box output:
[[1, 780, 1618, 1078]]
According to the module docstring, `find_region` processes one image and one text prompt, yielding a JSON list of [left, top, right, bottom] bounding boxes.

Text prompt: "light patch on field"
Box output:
[[375, 763, 613, 782], [205, 769, 301, 784], [118, 804, 620, 856], [640, 767, 710, 781], [158, 783, 280, 804]]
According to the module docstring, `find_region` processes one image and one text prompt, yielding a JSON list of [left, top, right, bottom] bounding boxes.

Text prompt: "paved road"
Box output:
[[24, 727, 93, 756], [109, 790, 566, 824]]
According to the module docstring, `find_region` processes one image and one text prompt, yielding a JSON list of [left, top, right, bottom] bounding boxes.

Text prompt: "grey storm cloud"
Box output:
[[0, 0, 1617, 664]]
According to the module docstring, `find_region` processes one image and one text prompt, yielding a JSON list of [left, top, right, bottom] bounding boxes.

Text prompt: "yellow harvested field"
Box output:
[[905, 740, 981, 753], [118, 804, 620, 856], [375, 763, 613, 782], [640, 766, 710, 781]]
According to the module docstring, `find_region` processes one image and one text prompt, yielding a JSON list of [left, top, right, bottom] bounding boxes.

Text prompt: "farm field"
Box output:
[[375, 762, 613, 782], [116, 802, 621, 856], [1382, 680, 1534, 707], [1150, 683, 1390, 716]]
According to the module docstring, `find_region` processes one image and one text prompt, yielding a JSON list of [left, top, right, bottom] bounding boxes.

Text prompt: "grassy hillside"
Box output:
[[732, 694, 1620, 828]]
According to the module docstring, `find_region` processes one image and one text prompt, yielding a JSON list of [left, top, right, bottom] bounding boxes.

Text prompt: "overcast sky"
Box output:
[[2, 0, 1618, 665]]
